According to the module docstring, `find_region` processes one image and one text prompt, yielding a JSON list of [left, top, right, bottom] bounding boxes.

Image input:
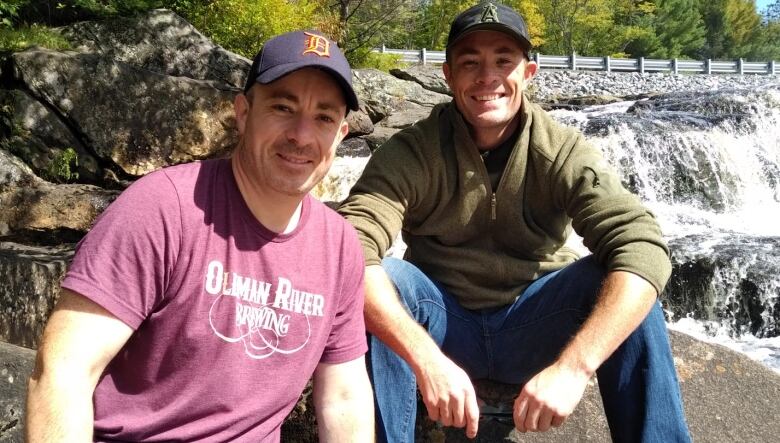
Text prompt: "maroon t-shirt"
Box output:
[[62, 159, 367, 442]]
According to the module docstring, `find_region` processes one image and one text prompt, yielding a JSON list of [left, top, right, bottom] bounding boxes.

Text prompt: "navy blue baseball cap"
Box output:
[[446, 2, 532, 59], [243, 30, 359, 111]]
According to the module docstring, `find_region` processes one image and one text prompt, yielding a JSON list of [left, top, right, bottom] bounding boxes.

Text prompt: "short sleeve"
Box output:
[[319, 224, 367, 364], [61, 170, 182, 329]]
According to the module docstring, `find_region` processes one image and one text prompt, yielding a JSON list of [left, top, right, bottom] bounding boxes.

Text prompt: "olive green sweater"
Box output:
[[338, 100, 671, 310]]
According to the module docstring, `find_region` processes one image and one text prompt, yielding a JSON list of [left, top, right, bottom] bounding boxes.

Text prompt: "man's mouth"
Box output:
[[474, 94, 504, 102], [278, 153, 310, 164]]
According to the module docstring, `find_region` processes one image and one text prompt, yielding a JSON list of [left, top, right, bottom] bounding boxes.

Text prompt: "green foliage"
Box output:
[[0, 0, 25, 27], [177, 0, 324, 58], [46, 147, 79, 183], [648, 0, 706, 58], [0, 22, 70, 50], [349, 46, 405, 70]]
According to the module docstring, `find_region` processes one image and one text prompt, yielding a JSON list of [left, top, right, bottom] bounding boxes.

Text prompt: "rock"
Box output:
[[364, 126, 401, 152], [11, 49, 237, 177], [312, 156, 369, 203], [377, 102, 433, 129], [58, 9, 250, 89], [0, 341, 35, 442], [666, 234, 780, 338], [336, 137, 371, 158], [346, 109, 374, 136], [391, 64, 451, 95], [0, 242, 75, 348], [0, 89, 103, 184], [0, 150, 118, 235], [423, 330, 780, 442], [1, 330, 777, 442], [352, 69, 450, 122]]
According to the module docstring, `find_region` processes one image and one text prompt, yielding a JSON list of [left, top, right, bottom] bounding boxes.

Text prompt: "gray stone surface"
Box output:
[[0, 342, 35, 443], [0, 242, 74, 348], [11, 49, 237, 177], [391, 64, 780, 104], [352, 69, 450, 122], [0, 150, 117, 235], [0, 89, 102, 184], [59, 9, 250, 89]]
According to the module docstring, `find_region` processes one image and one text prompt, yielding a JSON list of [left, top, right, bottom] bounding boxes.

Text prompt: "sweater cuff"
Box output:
[[608, 241, 672, 295]]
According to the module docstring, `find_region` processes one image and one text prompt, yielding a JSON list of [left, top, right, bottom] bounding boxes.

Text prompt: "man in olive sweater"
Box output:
[[338, 2, 690, 442]]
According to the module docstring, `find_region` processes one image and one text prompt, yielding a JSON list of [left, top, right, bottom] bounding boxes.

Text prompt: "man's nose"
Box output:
[[285, 116, 316, 147], [475, 64, 499, 85]]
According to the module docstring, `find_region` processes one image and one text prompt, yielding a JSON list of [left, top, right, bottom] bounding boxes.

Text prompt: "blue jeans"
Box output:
[[369, 256, 690, 443]]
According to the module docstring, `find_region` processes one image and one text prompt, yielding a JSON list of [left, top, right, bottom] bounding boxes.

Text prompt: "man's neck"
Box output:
[[470, 114, 522, 151], [230, 155, 303, 234]]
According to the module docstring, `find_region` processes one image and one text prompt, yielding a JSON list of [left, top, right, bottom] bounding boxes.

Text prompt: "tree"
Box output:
[[764, 0, 780, 22], [648, 0, 705, 58], [700, 0, 761, 59]]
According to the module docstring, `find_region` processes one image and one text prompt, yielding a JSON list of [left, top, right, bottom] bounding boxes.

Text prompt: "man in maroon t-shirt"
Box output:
[[26, 30, 374, 442]]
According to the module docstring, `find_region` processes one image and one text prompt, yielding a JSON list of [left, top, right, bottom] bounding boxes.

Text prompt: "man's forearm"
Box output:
[[314, 386, 375, 442], [313, 357, 375, 442], [363, 264, 441, 374], [27, 370, 95, 442], [557, 270, 658, 377]]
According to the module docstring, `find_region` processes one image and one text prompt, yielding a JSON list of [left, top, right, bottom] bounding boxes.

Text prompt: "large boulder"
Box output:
[[391, 64, 451, 95], [59, 9, 250, 89], [10, 49, 237, 177], [0, 242, 74, 348], [352, 69, 450, 122], [0, 150, 117, 235], [0, 89, 103, 184], [0, 342, 35, 443]]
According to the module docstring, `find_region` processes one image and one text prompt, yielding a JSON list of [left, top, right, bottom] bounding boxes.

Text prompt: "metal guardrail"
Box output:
[[375, 46, 779, 75]]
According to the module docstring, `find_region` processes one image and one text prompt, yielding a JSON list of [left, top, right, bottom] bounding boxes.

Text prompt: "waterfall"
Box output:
[[550, 84, 780, 371]]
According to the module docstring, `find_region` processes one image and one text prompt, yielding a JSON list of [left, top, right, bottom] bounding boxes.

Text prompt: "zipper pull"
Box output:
[[491, 193, 497, 220]]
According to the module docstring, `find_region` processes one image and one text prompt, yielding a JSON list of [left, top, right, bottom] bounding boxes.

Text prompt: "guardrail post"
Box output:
[[571, 51, 577, 70], [739, 58, 744, 75], [706, 58, 711, 74], [381, 44, 386, 54], [673, 58, 678, 74], [772, 60, 777, 75], [605, 56, 611, 72], [421, 48, 427, 65], [639, 57, 645, 74], [534, 52, 540, 67]]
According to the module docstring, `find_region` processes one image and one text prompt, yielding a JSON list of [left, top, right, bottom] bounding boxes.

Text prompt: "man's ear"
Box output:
[[337, 117, 350, 142], [234, 92, 250, 136], [524, 60, 538, 81], [442, 62, 453, 90]]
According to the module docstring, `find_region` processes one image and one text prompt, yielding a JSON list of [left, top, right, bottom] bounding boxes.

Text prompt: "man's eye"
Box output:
[[461, 60, 478, 68], [319, 115, 336, 124], [273, 104, 292, 113]]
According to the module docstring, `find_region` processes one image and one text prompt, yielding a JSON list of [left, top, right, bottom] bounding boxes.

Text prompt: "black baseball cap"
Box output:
[[446, 2, 532, 59], [243, 30, 359, 111]]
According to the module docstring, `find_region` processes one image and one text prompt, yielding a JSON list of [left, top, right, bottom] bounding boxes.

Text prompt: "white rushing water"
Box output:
[[321, 84, 780, 374], [551, 85, 780, 374]]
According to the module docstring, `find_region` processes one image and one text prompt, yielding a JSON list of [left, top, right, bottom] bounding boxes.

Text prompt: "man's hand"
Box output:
[[415, 351, 480, 438], [513, 362, 591, 432]]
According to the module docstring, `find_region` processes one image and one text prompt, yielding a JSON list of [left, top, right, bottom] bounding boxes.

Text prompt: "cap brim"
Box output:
[[448, 23, 532, 54], [254, 61, 359, 112]]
